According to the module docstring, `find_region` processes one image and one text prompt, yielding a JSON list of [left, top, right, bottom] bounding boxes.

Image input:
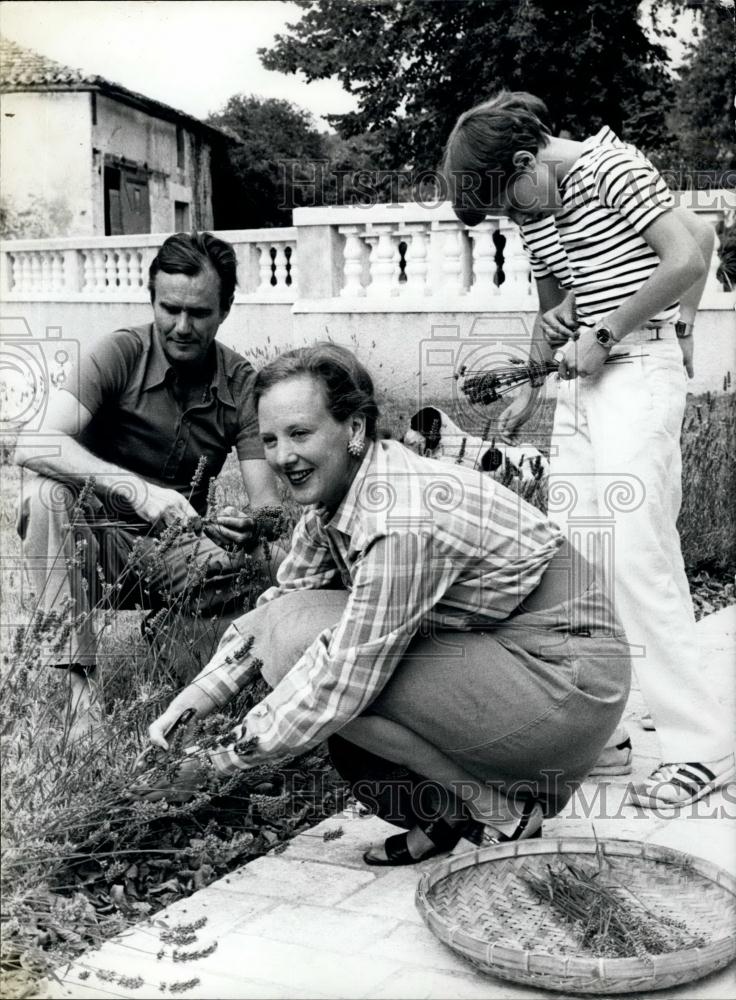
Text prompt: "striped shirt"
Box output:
[[200, 439, 563, 773], [520, 127, 678, 327]]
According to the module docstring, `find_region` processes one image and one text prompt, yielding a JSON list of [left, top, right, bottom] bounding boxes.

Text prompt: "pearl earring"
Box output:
[[347, 437, 365, 458]]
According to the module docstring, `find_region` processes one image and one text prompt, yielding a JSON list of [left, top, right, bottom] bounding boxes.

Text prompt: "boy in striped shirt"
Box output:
[[444, 91, 733, 809]]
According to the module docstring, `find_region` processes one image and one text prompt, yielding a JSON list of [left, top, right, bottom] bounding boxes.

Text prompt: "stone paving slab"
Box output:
[[46, 607, 736, 1000]]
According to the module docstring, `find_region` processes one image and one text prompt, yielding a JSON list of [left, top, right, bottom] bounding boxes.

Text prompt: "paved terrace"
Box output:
[[45, 607, 735, 1000]]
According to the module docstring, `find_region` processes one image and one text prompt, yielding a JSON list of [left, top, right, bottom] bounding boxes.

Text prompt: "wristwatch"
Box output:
[[675, 321, 694, 339], [594, 324, 618, 348]]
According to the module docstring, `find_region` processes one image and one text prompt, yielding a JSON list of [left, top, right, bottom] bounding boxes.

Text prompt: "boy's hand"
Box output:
[[541, 291, 578, 347], [498, 384, 533, 438], [555, 329, 610, 380], [678, 336, 694, 379]]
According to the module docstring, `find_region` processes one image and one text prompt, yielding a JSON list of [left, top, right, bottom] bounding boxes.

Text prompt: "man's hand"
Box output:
[[556, 328, 610, 380], [203, 506, 259, 552], [135, 482, 199, 530], [541, 291, 578, 348], [678, 335, 694, 379]]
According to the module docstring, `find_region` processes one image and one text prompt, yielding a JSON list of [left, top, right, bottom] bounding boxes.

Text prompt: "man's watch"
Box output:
[[594, 324, 618, 348], [675, 321, 694, 339]]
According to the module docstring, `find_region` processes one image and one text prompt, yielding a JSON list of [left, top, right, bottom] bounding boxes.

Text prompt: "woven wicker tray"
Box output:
[[415, 837, 736, 994]]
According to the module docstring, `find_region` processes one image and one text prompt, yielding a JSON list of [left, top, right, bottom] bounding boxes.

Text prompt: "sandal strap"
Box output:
[[383, 833, 414, 864], [422, 816, 465, 851]]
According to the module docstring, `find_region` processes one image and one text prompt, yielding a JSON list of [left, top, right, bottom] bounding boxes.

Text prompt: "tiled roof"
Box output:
[[0, 36, 103, 88], [0, 36, 236, 141]]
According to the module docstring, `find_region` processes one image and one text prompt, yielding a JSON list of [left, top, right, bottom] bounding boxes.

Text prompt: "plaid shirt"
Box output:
[[201, 440, 562, 774]]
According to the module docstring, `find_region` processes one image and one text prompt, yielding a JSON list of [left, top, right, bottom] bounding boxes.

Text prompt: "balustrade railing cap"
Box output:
[[293, 203, 504, 227]]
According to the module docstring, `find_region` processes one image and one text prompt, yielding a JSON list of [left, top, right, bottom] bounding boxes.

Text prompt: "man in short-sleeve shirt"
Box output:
[[15, 232, 282, 739]]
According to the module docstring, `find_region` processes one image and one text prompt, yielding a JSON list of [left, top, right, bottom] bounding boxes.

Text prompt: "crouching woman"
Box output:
[[145, 344, 630, 864]]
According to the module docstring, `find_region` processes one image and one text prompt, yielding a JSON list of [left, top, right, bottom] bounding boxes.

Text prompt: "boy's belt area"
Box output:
[[617, 323, 677, 345]]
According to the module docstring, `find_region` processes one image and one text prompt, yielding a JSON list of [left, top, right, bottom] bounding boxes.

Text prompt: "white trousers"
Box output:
[[549, 330, 732, 762]]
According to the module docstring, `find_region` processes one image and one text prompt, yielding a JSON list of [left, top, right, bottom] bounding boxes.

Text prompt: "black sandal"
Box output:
[[363, 815, 467, 867], [464, 798, 544, 847]]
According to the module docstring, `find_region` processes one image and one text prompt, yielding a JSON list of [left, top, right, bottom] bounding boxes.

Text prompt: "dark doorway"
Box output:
[[104, 159, 151, 235]]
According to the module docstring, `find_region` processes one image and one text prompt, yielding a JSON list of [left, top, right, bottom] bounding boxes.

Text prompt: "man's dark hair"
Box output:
[[148, 231, 237, 311], [254, 342, 380, 440]]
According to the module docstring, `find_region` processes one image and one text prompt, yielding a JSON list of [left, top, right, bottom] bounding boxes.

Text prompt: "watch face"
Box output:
[[595, 327, 613, 346]]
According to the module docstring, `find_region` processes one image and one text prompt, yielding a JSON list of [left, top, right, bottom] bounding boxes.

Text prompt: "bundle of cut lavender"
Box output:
[[520, 861, 706, 959], [458, 354, 640, 405]]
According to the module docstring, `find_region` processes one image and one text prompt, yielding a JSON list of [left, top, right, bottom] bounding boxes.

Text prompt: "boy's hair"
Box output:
[[254, 342, 380, 440], [148, 231, 237, 312], [443, 91, 552, 226]]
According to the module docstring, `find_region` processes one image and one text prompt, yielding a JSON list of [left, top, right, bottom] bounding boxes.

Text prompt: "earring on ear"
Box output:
[[347, 437, 365, 458]]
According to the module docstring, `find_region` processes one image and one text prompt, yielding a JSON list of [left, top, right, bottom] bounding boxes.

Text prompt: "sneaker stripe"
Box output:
[[677, 766, 710, 788], [669, 775, 702, 796], [684, 762, 716, 782]]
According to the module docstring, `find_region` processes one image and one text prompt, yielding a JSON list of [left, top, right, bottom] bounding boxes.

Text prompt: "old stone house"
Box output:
[[0, 36, 235, 236]]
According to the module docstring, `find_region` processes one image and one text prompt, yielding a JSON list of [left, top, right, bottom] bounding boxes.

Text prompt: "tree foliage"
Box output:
[[208, 95, 329, 227], [668, 0, 735, 175], [260, 0, 676, 172], [207, 95, 392, 226]]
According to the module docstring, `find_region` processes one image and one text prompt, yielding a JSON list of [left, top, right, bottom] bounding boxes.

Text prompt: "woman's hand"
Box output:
[[128, 754, 210, 803]]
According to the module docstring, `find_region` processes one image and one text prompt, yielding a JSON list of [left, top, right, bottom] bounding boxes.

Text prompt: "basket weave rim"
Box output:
[[415, 836, 736, 979]]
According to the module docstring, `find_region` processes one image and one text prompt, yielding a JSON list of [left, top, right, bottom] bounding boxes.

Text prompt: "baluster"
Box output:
[[438, 223, 466, 296], [256, 243, 274, 293], [500, 223, 532, 295], [82, 250, 95, 291], [128, 250, 142, 289], [51, 252, 65, 292], [104, 250, 117, 289], [28, 253, 42, 292], [367, 224, 397, 297], [18, 253, 32, 294], [117, 249, 130, 289], [40, 252, 51, 292], [91, 249, 107, 291], [273, 245, 288, 288], [339, 226, 366, 298], [286, 242, 297, 293], [401, 225, 430, 295], [469, 221, 497, 298], [6, 253, 17, 293]]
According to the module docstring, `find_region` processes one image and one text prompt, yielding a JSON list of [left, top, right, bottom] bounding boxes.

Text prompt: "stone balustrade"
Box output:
[[2, 192, 734, 311], [0, 229, 298, 303], [1, 193, 733, 396]]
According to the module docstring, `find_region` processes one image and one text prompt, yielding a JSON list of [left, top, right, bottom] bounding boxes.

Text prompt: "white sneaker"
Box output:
[[627, 754, 736, 809]]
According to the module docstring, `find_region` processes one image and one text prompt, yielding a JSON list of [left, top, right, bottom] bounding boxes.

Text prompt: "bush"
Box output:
[[678, 393, 736, 572], [0, 480, 345, 998]]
